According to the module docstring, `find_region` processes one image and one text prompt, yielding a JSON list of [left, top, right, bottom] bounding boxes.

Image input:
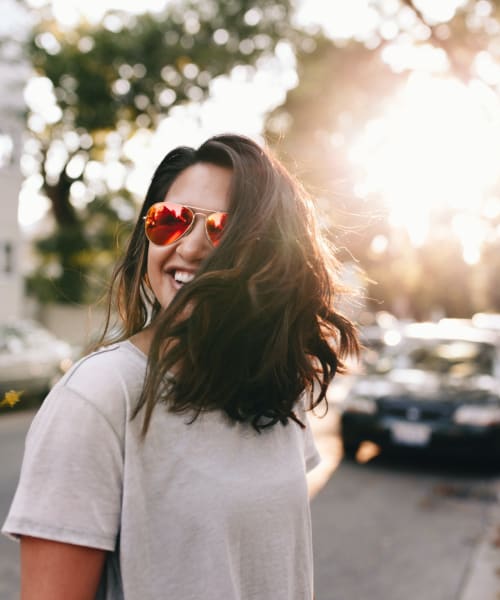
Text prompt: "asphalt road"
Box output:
[[311, 440, 500, 600], [0, 409, 33, 599], [1, 409, 499, 600]]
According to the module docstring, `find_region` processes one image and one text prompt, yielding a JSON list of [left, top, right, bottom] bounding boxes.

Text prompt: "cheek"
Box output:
[[146, 244, 176, 290], [146, 246, 155, 276], [147, 245, 165, 281]]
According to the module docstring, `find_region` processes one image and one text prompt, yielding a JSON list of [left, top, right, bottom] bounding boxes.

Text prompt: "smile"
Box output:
[[173, 270, 195, 286]]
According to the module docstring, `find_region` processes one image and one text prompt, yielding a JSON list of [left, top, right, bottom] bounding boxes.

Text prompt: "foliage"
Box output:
[[25, 0, 298, 304], [266, 0, 500, 319], [0, 390, 23, 408], [27, 193, 134, 303], [24, 0, 500, 317]]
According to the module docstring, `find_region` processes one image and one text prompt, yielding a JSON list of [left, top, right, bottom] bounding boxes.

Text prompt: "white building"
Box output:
[[0, 65, 25, 321], [0, 1, 32, 322]]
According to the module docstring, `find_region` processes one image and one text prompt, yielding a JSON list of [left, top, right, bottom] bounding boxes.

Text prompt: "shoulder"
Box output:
[[64, 340, 146, 385], [50, 340, 147, 425]]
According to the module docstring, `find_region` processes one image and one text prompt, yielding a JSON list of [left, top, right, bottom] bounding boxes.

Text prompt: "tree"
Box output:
[[265, 0, 500, 319], [24, 0, 300, 303]]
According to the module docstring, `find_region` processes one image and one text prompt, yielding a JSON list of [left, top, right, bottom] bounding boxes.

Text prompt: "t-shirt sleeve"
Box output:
[[296, 395, 321, 472], [303, 414, 321, 472], [2, 384, 124, 551]]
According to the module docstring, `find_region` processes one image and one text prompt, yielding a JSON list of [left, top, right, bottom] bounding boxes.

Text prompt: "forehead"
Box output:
[[164, 162, 232, 212]]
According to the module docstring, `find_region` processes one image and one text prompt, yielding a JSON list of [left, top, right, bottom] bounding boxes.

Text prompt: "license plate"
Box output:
[[391, 422, 431, 447]]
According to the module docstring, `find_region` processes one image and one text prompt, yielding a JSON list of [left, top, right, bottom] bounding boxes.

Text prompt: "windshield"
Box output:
[[361, 339, 399, 375], [398, 339, 496, 377], [361, 337, 496, 377]]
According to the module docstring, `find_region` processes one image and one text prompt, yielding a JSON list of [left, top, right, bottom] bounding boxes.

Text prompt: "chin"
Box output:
[[150, 276, 177, 310], [158, 294, 176, 310]]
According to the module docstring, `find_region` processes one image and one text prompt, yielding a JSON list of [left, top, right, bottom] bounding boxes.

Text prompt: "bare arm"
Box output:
[[20, 536, 107, 600]]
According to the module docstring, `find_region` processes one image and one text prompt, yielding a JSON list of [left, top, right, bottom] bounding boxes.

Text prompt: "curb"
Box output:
[[460, 501, 500, 600]]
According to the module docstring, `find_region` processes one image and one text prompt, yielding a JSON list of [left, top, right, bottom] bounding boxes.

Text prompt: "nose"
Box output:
[[176, 214, 211, 262]]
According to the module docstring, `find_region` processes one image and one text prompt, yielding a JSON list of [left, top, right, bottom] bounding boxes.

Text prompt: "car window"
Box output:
[[0, 323, 56, 354], [403, 340, 495, 377], [361, 341, 399, 374]]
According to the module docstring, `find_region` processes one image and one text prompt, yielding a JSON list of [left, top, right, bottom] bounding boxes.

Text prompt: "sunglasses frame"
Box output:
[[143, 201, 229, 247]]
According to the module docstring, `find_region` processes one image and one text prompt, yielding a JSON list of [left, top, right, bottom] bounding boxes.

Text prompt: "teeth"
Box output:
[[174, 270, 195, 284]]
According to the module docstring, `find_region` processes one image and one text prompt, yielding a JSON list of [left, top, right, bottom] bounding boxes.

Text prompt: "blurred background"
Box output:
[[3, 3, 500, 598], [2, 0, 500, 344]]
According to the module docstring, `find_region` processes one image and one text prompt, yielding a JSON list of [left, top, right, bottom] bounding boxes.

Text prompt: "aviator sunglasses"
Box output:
[[144, 201, 229, 247]]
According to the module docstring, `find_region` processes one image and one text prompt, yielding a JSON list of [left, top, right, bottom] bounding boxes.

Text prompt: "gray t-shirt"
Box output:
[[3, 340, 320, 600]]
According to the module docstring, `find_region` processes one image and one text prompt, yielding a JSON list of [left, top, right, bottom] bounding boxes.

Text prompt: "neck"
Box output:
[[129, 324, 181, 375], [129, 326, 155, 356]]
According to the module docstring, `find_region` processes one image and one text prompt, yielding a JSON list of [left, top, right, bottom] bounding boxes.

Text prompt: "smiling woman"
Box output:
[[3, 133, 359, 600], [145, 162, 231, 310]]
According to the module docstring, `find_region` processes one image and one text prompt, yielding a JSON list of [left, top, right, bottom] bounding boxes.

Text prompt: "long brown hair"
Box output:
[[101, 134, 359, 434]]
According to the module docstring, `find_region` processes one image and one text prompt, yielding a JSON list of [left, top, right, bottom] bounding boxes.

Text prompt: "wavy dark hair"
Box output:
[[100, 133, 359, 434]]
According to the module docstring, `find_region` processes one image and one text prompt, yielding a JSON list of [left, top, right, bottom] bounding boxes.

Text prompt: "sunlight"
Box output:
[[451, 214, 486, 265], [123, 51, 295, 199], [381, 42, 449, 73], [18, 2, 296, 230], [26, 0, 170, 26], [349, 72, 500, 257], [24, 76, 61, 126], [294, 0, 469, 41], [17, 177, 51, 229], [295, 0, 380, 40], [412, 0, 467, 23]]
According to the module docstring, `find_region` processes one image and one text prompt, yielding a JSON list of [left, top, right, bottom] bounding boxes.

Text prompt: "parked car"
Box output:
[[472, 312, 500, 335], [341, 321, 500, 460], [0, 319, 74, 398]]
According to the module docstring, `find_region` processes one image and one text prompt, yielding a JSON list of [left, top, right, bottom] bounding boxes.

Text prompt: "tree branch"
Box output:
[[400, 0, 475, 83]]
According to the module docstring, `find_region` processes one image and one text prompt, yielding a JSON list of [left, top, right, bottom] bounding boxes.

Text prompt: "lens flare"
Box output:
[[349, 72, 500, 260]]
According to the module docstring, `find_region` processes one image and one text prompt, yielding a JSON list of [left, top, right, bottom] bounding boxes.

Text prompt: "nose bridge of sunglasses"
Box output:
[[177, 211, 222, 247], [189, 212, 210, 235]]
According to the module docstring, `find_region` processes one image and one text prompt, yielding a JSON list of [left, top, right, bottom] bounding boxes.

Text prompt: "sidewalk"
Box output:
[[308, 403, 500, 600], [460, 501, 500, 600]]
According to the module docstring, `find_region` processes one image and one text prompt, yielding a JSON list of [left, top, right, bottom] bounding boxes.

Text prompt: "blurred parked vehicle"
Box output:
[[325, 315, 403, 406], [472, 312, 500, 335], [341, 321, 500, 461], [0, 320, 74, 398]]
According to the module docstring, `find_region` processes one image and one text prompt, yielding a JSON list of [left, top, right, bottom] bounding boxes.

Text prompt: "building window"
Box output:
[[1, 241, 14, 276]]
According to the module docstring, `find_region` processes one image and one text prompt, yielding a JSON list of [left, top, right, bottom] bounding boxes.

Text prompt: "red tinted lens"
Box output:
[[145, 203, 194, 246], [206, 212, 228, 247]]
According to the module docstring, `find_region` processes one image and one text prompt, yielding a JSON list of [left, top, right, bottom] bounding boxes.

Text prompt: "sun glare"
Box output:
[[295, 0, 380, 40], [18, 2, 296, 230], [349, 72, 500, 261], [20, 0, 500, 267], [26, 0, 170, 26]]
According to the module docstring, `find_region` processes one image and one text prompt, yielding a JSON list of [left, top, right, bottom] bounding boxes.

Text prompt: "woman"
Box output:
[[3, 134, 358, 599]]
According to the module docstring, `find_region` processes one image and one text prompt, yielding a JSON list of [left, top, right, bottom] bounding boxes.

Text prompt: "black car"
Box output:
[[341, 322, 500, 460]]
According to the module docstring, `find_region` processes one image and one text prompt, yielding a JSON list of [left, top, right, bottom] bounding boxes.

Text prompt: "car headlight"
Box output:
[[454, 405, 500, 426], [342, 397, 377, 415]]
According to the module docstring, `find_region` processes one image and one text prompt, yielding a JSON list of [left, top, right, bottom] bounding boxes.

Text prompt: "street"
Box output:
[[0, 410, 32, 600], [1, 409, 499, 599], [311, 444, 499, 599]]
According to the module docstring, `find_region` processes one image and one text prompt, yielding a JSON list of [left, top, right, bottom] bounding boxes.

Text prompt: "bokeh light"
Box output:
[[349, 72, 500, 262]]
